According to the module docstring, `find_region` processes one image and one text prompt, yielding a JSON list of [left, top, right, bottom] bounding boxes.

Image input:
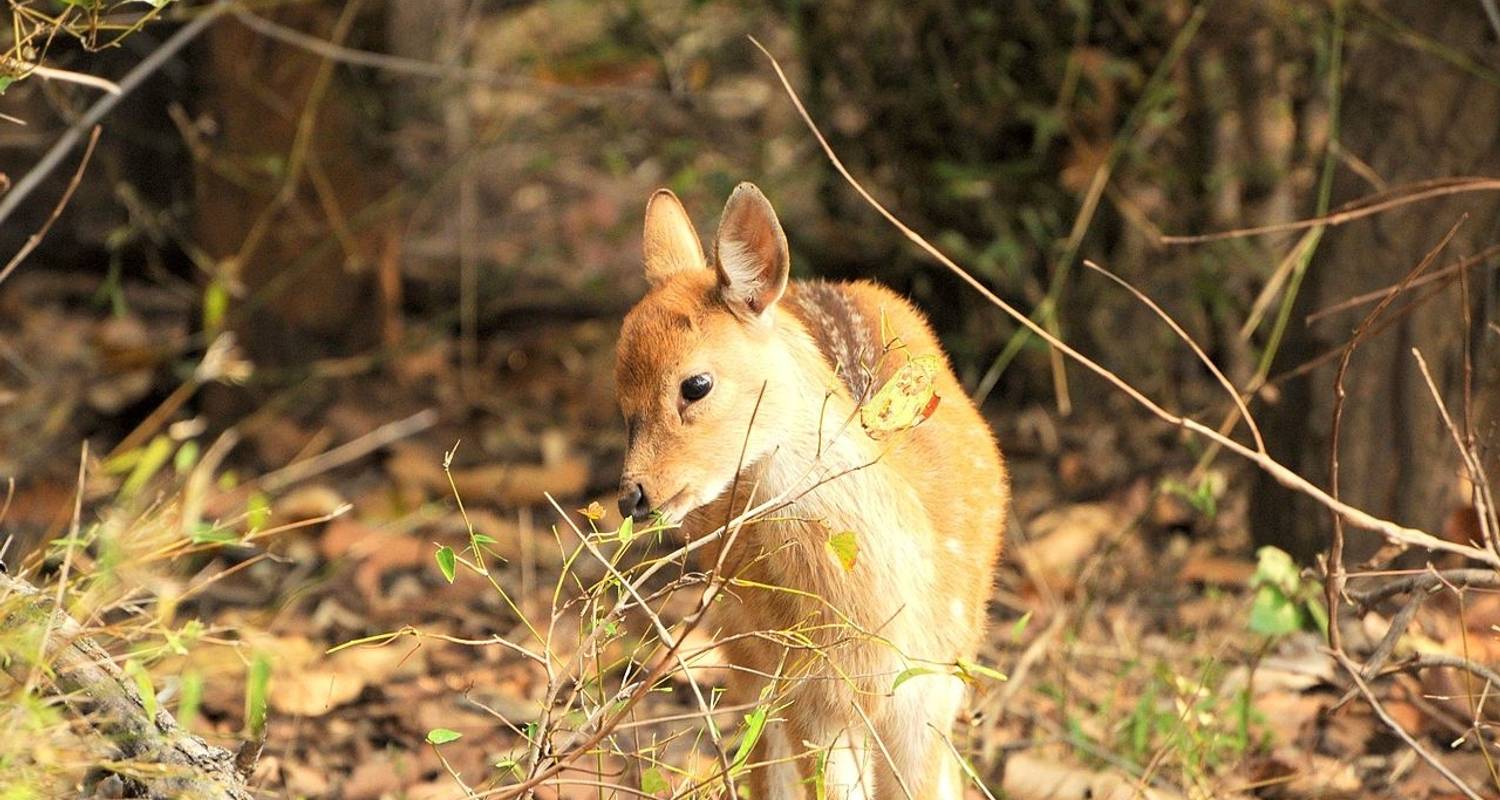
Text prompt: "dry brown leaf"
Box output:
[[1001, 751, 1186, 800], [1178, 552, 1255, 586], [1016, 503, 1119, 593]]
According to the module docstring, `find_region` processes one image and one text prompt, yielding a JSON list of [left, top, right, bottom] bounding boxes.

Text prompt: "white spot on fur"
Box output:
[[950, 598, 965, 622], [944, 537, 962, 555]]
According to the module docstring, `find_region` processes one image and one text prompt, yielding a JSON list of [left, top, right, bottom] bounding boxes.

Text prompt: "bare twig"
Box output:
[[1349, 568, 1500, 605], [1413, 348, 1497, 552], [0, 57, 121, 93], [1306, 243, 1500, 323], [1159, 176, 1500, 244], [1387, 653, 1500, 695], [0, 126, 100, 287], [1481, 0, 1500, 43], [256, 409, 439, 492]]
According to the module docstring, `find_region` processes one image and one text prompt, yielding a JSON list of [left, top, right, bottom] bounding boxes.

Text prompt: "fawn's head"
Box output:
[[615, 183, 797, 524]]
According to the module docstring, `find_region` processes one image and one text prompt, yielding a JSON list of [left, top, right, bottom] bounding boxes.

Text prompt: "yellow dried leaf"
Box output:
[[859, 354, 941, 439], [826, 531, 859, 572]]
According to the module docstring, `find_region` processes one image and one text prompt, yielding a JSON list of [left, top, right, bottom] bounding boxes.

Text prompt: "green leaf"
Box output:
[[426, 728, 463, 745], [1248, 584, 1303, 636], [0, 76, 14, 95], [471, 533, 496, 545], [640, 767, 670, 795], [435, 546, 456, 583], [177, 670, 203, 733], [245, 653, 271, 738], [120, 435, 174, 499], [1009, 610, 1033, 643], [891, 666, 939, 692], [245, 492, 272, 531], [617, 515, 635, 544], [203, 280, 229, 333], [124, 659, 157, 719], [173, 440, 200, 474], [729, 703, 769, 776], [825, 531, 859, 572], [164, 619, 205, 655], [1251, 546, 1301, 592], [188, 523, 239, 544], [1249, 546, 1310, 636], [956, 658, 1008, 684]]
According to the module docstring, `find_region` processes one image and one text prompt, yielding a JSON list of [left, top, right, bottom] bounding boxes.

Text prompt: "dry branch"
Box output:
[[0, 572, 252, 800]]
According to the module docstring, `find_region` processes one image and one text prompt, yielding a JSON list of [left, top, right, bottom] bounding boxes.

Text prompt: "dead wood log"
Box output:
[[0, 572, 254, 800]]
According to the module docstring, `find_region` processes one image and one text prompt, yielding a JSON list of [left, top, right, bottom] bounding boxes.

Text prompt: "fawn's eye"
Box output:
[[680, 373, 713, 402]]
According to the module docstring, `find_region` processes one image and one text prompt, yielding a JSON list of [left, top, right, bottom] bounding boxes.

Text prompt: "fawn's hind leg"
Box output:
[[786, 710, 875, 800], [872, 676, 967, 800]]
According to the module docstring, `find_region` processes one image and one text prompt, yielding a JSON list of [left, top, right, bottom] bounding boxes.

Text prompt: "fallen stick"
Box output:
[[0, 572, 253, 800]]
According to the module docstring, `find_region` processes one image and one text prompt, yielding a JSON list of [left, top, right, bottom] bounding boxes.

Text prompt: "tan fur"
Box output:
[[616, 184, 1007, 800]]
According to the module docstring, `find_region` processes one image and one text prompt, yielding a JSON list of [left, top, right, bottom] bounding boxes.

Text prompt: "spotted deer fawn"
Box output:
[[615, 183, 1007, 799]]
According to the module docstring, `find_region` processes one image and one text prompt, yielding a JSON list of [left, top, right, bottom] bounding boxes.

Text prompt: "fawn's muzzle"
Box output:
[[618, 482, 651, 524]]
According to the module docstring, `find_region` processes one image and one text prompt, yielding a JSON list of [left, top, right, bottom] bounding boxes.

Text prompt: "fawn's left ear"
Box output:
[[714, 183, 789, 320], [643, 189, 706, 286]]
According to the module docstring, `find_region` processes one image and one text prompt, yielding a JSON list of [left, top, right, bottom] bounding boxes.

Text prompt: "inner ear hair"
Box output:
[[643, 189, 706, 285], [714, 182, 789, 317]]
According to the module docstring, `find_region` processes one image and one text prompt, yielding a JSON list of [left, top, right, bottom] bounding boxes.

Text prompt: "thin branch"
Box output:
[[230, 8, 671, 101], [1083, 259, 1265, 453], [1328, 218, 1463, 654], [1349, 568, 1500, 605], [256, 409, 439, 491], [1307, 243, 1500, 323], [0, 126, 100, 287], [1482, 0, 1500, 44], [1160, 177, 1500, 244], [1388, 654, 1500, 697], [1413, 348, 1497, 552], [0, 57, 122, 93]]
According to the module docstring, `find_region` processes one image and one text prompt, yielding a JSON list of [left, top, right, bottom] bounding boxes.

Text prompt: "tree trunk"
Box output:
[[193, 3, 390, 365]]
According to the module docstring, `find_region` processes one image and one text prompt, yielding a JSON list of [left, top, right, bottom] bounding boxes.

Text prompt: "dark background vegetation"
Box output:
[[4, 0, 1494, 560], [2, 1, 1498, 798]]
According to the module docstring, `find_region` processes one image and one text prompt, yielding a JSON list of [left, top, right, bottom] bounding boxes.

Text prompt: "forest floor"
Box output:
[[2, 267, 1496, 800]]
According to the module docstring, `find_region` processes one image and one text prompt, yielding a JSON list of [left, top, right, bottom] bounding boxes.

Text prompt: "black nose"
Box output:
[[617, 483, 651, 523]]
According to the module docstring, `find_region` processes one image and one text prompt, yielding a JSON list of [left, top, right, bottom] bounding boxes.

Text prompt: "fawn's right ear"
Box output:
[[642, 189, 706, 286]]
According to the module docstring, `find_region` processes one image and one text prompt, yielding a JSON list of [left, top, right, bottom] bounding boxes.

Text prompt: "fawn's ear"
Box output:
[[714, 182, 789, 319], [642, 189, 706, 286]]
